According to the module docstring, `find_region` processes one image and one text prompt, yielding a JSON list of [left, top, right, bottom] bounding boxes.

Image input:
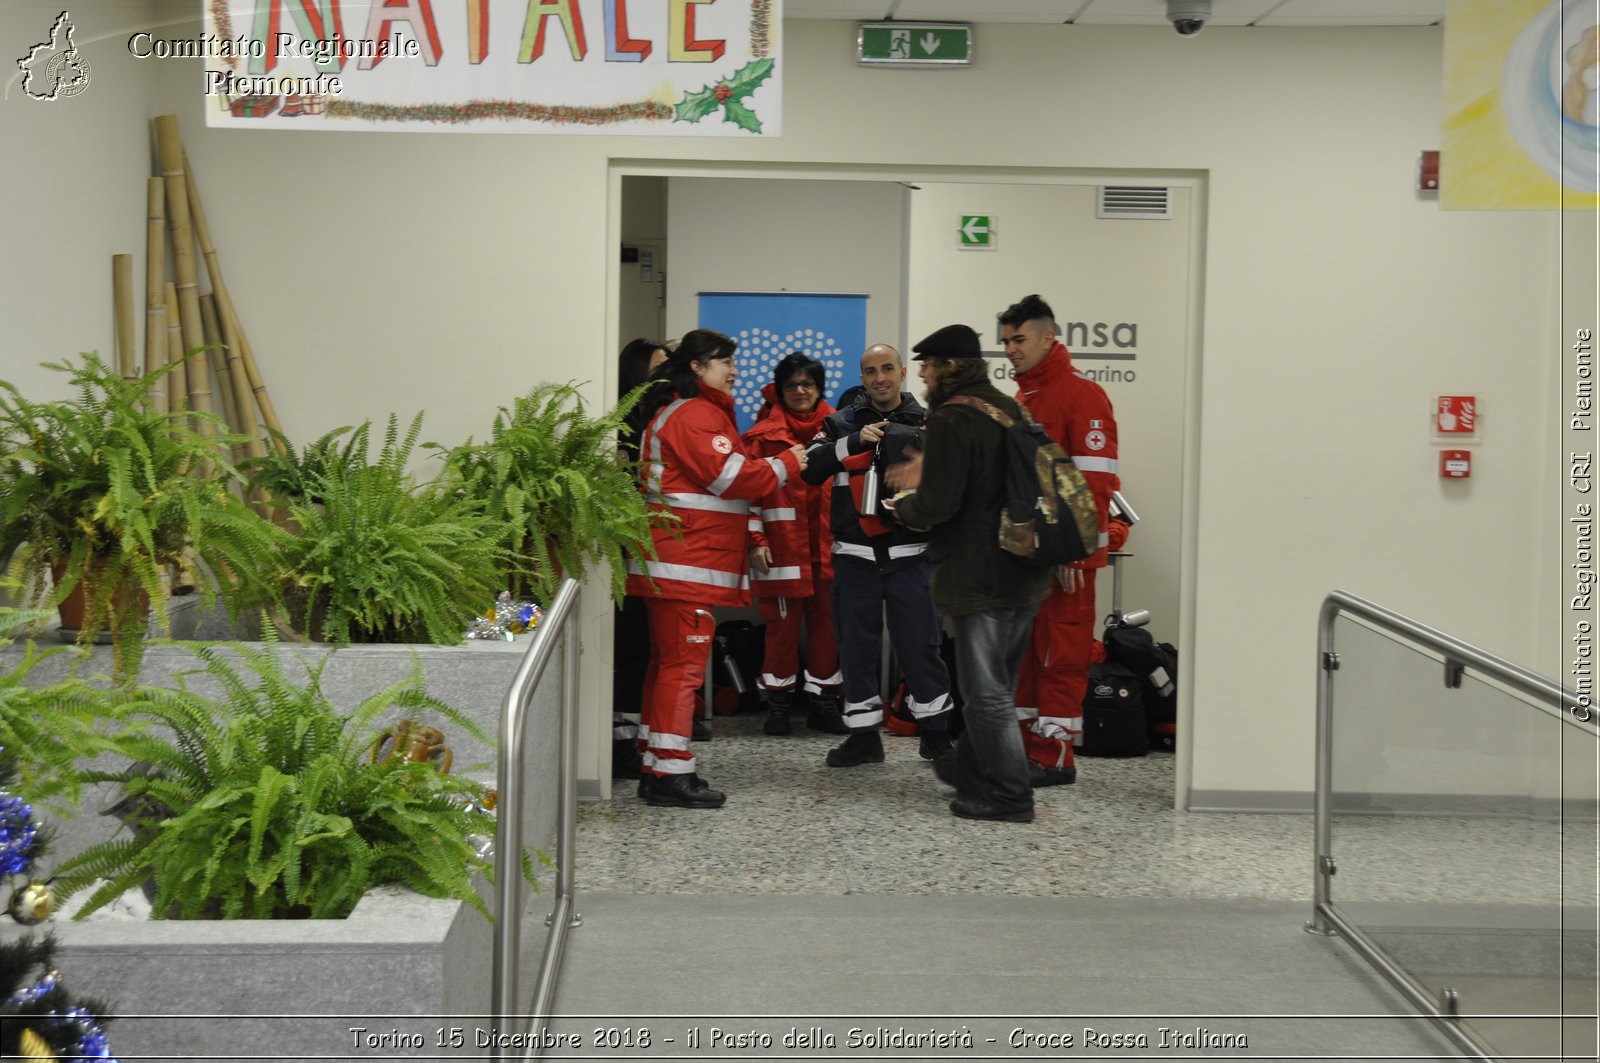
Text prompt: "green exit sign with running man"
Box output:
[[857, 23, 974, 67]]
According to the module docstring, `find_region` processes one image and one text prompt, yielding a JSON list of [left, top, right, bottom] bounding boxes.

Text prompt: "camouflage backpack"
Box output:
[[946, 396, 1099, 567]]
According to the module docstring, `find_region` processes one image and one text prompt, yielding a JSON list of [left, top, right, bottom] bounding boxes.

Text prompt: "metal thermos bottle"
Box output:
[[859, 448, 881, 515]]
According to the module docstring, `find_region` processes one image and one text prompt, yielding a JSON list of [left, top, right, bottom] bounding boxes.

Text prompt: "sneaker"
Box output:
[[1028, 763, 1077, 787], [642, 772, 726, 808], [950, 794, 1034, 822], [825, 729, 885, 768], [918, 731, 953, 761]]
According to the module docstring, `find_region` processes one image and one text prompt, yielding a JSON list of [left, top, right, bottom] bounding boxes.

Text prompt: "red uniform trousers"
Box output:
[[757, 564, 841, 696], [1014, 572, 1097, 770], [639, 599, 715, 777]]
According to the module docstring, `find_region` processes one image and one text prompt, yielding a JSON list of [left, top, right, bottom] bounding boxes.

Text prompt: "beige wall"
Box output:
[[903, 180, 1193, 650], [664, 176, 907, 355], [1, 4, 1573, 804]]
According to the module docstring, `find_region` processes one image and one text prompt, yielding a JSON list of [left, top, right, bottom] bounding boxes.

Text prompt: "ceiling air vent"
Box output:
[[1097, 186, 1171, 220]]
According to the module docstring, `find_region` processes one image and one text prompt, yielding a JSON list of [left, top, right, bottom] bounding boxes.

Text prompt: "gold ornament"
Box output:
[[7, 879, 55, 924], [20, 1027, 57, 1059]]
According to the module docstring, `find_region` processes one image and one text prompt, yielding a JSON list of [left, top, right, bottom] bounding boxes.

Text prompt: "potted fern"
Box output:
[[0, 352, 279, 670], [435, 381, 661, 601], [51, 639, 539, 921], [0, 598, 122, 809], [243, 414, 505, 645]]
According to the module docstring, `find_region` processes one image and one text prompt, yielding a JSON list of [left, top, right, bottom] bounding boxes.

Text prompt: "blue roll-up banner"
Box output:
[[697, 291, 867, 432]]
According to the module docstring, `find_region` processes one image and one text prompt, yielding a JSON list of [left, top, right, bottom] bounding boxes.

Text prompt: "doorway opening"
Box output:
[[608, 163, 1207, 810]]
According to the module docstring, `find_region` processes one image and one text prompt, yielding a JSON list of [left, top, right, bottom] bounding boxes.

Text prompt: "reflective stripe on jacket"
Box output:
[[743, 395, 834, 598], [625, 384, 802, 606]]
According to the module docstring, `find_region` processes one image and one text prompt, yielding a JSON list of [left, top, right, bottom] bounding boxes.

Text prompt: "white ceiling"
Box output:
[[786, 0, 1447, 29]]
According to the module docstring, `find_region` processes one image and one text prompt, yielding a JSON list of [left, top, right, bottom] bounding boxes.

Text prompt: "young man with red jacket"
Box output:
[[626, 330, 807, 808], [998, 294, 1130, 788]]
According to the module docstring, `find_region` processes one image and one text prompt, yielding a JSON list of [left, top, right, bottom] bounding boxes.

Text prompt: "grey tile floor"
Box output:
[[577, 716, 1302, 899], [539, 715, 1596, 1061]]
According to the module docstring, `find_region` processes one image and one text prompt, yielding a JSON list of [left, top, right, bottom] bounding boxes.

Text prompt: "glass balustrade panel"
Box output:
[[1327, 614, 1595, 1060]]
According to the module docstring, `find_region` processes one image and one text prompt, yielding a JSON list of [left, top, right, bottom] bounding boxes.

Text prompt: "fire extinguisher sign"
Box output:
[[1436, 395, 1476, 433]]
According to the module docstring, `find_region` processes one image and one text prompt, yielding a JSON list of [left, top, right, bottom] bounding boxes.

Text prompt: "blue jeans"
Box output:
[[947, 605, 1038, 810]]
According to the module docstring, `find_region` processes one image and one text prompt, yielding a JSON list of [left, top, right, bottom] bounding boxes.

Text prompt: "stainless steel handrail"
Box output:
[[1310, 590, 1597, 1062], [491, 577, 582, 1059]]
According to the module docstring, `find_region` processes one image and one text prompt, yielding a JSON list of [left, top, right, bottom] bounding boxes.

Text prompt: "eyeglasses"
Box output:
[[782, 380, 819, 392]]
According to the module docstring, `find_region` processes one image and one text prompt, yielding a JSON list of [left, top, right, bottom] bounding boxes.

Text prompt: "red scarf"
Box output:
[[753, 381, 832, 445]]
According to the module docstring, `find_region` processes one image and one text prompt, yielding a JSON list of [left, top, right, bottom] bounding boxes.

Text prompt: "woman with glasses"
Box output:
[[627, 331, 807, 807], [741, 352, 841, 737]]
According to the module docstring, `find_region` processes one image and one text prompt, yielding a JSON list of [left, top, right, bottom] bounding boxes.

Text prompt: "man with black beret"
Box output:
[[883, 324, 1053, 822]]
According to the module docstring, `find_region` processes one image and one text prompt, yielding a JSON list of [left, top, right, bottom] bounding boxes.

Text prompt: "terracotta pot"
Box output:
[[50, 559, 150, 636], [370, 720, 453, 774]]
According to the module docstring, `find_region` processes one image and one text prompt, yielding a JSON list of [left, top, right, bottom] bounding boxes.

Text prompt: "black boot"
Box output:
[[763, 690, 793, 735], [826, 729, 885, 767], [806, 694, 851, 734], [918, 729, 953, 762], [611, 738, 644, 779], [642, 772, 726, 808]]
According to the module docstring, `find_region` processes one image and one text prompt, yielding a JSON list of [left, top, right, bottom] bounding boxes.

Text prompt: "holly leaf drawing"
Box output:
[[675, 84, 719, 124], [725, 57, 773, 100], [721, 98, 761, 134], [673, 58, 776, 133]]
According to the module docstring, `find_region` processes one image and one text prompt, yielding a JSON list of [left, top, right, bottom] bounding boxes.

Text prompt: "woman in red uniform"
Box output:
[[626, 329, 806, 808], [742, 353, 840, 736]]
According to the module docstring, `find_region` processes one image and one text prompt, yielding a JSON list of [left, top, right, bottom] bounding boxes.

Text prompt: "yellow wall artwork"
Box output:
[[1443, 0, 1600, 209]]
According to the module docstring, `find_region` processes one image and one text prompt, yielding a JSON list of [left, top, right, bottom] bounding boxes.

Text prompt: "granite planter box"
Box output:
[[1, 885, 498, 1062], [2, 632, 565, 1060]]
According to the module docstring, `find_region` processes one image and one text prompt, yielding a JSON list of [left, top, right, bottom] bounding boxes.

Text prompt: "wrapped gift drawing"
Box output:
[[228, 94, 279, 118], [279, 93, 328, 118]]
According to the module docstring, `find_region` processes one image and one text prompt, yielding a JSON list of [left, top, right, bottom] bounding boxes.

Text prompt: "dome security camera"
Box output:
[[1166, 0, 1211, 37]]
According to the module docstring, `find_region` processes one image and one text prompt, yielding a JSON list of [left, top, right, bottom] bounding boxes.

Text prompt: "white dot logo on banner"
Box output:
[[734, 329, 849, 424]]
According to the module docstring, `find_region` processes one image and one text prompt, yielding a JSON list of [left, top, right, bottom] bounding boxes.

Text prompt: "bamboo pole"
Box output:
[[164, 283, 186, 416], [152, 116, 216, 443], [235, 330, 285, 454], [199, 293, 245, 462], [181, 146, 281, 453], [145, 178, 167, 412], [112, 254, 136, 381]]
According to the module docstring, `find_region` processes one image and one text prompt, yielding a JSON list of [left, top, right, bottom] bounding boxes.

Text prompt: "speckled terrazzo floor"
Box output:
[[552, 715, 1597, 1061], [576, 714, 1585, 906]]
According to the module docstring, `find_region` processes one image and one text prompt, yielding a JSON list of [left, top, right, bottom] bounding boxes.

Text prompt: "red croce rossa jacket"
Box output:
[[741, 382, 834, 599], [1014, 341, 1122, 568], [625, 382, 804, 607]]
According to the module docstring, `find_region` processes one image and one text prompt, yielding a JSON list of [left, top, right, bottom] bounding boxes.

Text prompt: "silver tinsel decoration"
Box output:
[[465, 591, 542, 642]]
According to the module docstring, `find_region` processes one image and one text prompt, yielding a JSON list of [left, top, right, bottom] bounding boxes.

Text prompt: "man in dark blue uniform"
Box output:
[[802, 343, 953, 767]]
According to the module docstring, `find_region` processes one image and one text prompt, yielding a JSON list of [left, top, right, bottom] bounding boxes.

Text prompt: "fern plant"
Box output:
[[0, 597, 122, 808], [0, 351, 283, 669], [434, 382, 664, 601], [245, 414, 504, 644], [52, 640, 539, 921], [239, 424, 362, 507]]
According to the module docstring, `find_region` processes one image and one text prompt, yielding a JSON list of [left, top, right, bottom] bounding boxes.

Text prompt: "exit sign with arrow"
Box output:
[[959, 214, 995, 250], [857, 23, 974, 67]]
